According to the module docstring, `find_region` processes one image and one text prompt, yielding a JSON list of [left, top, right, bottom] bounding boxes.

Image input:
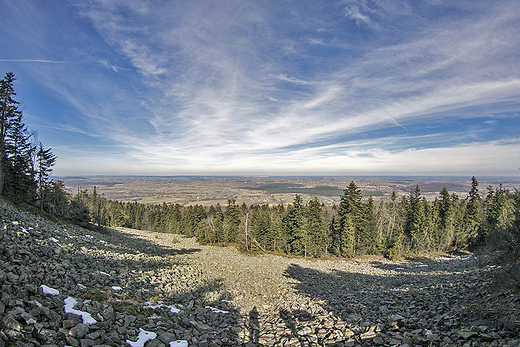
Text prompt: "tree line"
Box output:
[[78, 178, 519, 260], [0, 72, 65, 214], [2, 70, 519, 261]]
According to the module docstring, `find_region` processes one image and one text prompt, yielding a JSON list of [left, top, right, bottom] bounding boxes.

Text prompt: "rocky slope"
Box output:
[[0, 199, 519, 347]]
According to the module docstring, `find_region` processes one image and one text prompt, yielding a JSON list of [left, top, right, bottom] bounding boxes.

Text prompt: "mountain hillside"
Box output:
[[0, 199, 518, 346]]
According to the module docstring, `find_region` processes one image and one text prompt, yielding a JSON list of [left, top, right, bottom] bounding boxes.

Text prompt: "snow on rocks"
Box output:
[[1, 198, 519, 347], [143, 301, 182, 313], [126, 328, 157, 347], [63, 297, 97, 324], [206, 305, 229, 314], [40, 284, 60, 295]]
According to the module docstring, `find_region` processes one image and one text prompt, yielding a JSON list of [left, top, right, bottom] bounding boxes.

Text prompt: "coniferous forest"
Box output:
[[2, 70, 520, 262], [75, 178, 519, 260]]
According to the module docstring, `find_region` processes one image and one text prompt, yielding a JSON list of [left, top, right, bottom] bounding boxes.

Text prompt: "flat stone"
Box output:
[[360, 331, 377, 340], [1, 315, 21, 331], [459, 330, 478, 340], [480, 333, 494, 342], [70, 323, 90, 339], [373, 336, 384, 345], [80, 339, 96, 347], [158, 331, 178, 343]]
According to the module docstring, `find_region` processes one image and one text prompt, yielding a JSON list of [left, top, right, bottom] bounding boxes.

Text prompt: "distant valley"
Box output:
[[58, 175, 520, 206]]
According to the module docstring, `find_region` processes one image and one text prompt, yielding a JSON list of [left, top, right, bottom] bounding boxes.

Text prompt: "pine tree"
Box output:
[[36, 142, 57, 212], [0, 72, 19, 197], [483, 184, 514, 239], [329, 214, 342, 256], [339, 181, 363, 219], [251, 204, 272, 251], [338, 181, 364, 256], [436, 187, 456, 251], [461, 176, 482, 248], [405, 185, 426, 251], [270, 204, 285, 252], [224, 199, 241, 243], [358, 196, 377, 254], [89, 186, 107, 229], [340, 214, 355, 258], [306, 197, 327, 257], [0, 72, 37, 202], [285, 195, 306, 256]]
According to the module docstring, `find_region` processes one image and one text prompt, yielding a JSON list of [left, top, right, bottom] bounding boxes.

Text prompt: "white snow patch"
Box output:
[[111, 286, 122, 291], [63, 297, 97, 325], [170, 341, 188, 347], [143, 301, 182, 314], [85, 235, 93, 239], [169, 306, 181, 314], [126, 328, 157, 347], [99, 271, 111, 277], [206, 306, 228, 314], [49, 237, 59, 243], [11, 221, 19, 225], [41, 285, 59, 295], [77, 284, 87, 289]]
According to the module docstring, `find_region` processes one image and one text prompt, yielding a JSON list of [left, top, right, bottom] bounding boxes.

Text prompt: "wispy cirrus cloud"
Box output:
[[0, 59, 69, 64], [1, 0, 519, 175]]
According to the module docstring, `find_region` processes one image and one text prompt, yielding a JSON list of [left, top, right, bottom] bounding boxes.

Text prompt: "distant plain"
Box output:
[[58, 176, 520, 206]]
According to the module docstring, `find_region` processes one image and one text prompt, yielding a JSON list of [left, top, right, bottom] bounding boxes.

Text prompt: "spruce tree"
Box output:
[[338, 181, 364, 256], [437, 187, 456, 251], [36, 142, 57, 212], [340, 214, 355, 258], [306, 197, 327, 257], [0, 72, 19, 197], [224, 199, 241, 243], [285, 195, 306, 255], [406, 185, 425, 251], [0, 72, 37, 202]]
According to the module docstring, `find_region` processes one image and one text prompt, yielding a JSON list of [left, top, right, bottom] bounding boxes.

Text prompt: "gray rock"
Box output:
[[80, 339, 96, 347], [158, 331, 177, 343], [459, 330, 478, 340], [297, 326, 312, 336], [70, 323, 90, 339], [1, 314, 21, 331], [146, 340, 166, 347]]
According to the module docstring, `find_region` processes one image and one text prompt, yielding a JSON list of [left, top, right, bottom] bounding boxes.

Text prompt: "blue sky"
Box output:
[[1, 0, 519, 176]]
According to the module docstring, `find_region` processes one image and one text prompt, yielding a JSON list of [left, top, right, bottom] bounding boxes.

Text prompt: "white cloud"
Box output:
[[5, 0, 519, 176]]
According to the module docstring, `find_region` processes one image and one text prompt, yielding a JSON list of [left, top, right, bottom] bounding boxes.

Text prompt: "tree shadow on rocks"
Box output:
[[0, 202, 248, 347], [283, 261, 501, 346], [81, 226, 202, 258]]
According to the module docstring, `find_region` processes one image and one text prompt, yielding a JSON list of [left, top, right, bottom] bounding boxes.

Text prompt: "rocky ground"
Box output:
[[1, 199, 519, 347]]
